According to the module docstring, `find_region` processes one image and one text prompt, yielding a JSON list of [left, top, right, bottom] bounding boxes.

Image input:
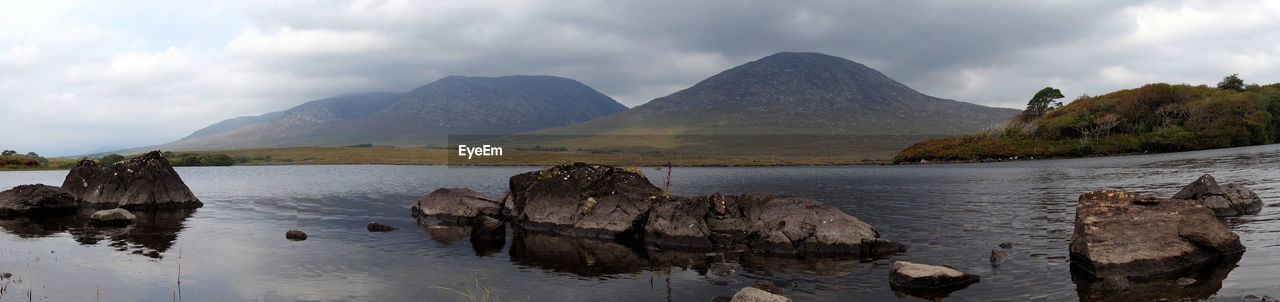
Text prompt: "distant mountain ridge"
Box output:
[[156, 76, 627, 151], [532, 52, 1018, 136]]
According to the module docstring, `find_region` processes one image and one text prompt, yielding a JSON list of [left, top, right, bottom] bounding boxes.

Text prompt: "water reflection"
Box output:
[[1072, 254, 1241, 301], [0, 209, 195, 258]]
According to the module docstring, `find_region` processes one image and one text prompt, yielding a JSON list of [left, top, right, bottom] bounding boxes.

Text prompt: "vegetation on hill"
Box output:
[[94, 151, 236, 167], [895, 75, 1280, 163], [0, 149, 78, 170]]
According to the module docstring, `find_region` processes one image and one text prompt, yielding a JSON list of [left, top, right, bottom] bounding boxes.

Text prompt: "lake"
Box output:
[[1, 144, 1278, 301]]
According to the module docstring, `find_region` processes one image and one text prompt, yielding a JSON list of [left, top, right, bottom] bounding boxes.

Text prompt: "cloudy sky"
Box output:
[[2, 0, 1278, 156]]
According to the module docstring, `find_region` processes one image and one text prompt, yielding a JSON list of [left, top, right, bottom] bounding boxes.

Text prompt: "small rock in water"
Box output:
[[1264, 295, 1280, 302], [1098, 275, 1130, 292], [730, 286, 791, 302], [285, 229, 308, 241], [475, 216, 503, 230], [1, 272, 10, 279], [89, 208, 136, 226], [366, 222, 399, 232], [998, 242, 1013, 249], [709, 262, 734, 276], [889, 261, 980, 290], [990, 249, 1009, 267], [1176, 277, 1196, 286]]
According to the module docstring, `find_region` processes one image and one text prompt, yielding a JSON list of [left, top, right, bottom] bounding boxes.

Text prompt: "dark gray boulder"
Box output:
[[889, 261, 980, 299], [89, 208, 136, 226], [366, 222, 399, 232], [990, 249, 1009, 267], [411, 188, 501, 225], [286, 229, 307, 241], [1070, 190, 1244, 279], [1173, 174, 1263, 216], [507, 163, 661, 239], [0, 184, 78, 216], [60, 151, 201, 209]]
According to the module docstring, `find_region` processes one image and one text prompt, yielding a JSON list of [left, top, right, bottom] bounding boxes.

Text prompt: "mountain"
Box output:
[[895, 83, 1280, 163], [156, 76, 626, 151], [478, 52, 1019, 160]]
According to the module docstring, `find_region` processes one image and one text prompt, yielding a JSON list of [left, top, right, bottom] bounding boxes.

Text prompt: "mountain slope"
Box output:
[[157, 76, 627, 151], [532, 52, 1017, 136]]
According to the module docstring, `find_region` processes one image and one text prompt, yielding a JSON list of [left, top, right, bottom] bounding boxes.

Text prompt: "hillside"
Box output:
[[480, 52, 1019, 160], [156, 76, 627, 151], [894, 83, 1280, 163]]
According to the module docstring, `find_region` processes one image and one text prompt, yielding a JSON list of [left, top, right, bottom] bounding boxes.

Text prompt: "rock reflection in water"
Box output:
[[1073, 254, 1241, 302], [417, 223, 506, 256], [0, 208, 195, 258], [505, 228, 865, 280]]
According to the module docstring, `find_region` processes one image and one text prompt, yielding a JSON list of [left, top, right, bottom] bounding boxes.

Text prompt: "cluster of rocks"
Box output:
[[1, 151, 202, 228], [1070, 173, 1263, 298], [413, 163, 905, 258]]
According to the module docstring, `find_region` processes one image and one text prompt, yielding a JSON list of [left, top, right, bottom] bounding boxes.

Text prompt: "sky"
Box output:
[[2, 0, 1279, 156]]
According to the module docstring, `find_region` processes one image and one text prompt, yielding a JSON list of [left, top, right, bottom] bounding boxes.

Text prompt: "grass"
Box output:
[[0, 157, 79, 171], [431, 278, 515, 302]]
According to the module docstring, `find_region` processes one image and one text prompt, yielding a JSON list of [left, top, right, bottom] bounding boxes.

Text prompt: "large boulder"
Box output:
[[889, 261, 980, 299], [644, 193, 904, 256], [507, 163, 661, 239], [61, 151, 201, 209], [0, 184, 79, 216], [411, 188, 501, 225], [1069, 190, 1244, 279], [1173, 174, 1263, 216]]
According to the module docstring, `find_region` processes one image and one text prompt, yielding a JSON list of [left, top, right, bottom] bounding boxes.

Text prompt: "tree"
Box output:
[[25, 152, 39, 158], [1024, 87, 1065, 117], [1, 150, 15, 156], [1218, 73, 1245, 91]]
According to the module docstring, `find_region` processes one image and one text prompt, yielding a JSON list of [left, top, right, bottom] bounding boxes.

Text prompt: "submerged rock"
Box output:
[[1173, 174, 1263, 216], [411, 188, 501, 225], [89, 208, 136, 226], [1097, 275, 1130, 292], [990, 249, 1009, 267], [889, 261, 980, 298], [60, 151, 201, 209], [0, 184, 78, 216], [366, 222, 399, 232], [1069, 190, 1244, 279], [285, 229, 307, 241], [730, 286, 791, 302]]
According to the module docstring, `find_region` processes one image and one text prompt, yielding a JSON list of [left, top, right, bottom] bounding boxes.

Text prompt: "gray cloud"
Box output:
[[2, 0, 1278, 156]]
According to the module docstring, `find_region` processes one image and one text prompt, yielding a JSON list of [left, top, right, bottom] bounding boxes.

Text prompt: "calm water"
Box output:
[[1, 145, 1278, 301]]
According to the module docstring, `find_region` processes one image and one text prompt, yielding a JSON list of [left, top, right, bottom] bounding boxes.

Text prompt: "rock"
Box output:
[[475, 215, 503, 230], [89, 208, 136, 226], [1097, 275, 1130, 292], [646, 192, 904, 256], [889, 261, 980, 292], [411, 188, 501, 225], [729, 287, 791, 302], [1069, 190, 1244, 279], [507, 163, 661, 239], [1173, 174, 1263, 216], [747, 281, 785, 295], [470, 216, 506, 240], [999, 242, 1013, 249], [60, 151, 202, 209], [285, 229, 307, 241], [366, 222, 399, 232], [990, 249, 1009, 267], [0, 272, 10, 279], [708, 262, 733, 276], [1176, 278, 1196, 286], [1264, 295, 1279, 302], [0, 184, 79, 216]]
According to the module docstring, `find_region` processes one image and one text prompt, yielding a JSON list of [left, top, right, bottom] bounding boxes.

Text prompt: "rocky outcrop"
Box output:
[[1173, 174, 1263, 216], [366, 222, 399, 232], [1069, 190, 1244, 279], [889, 261, 980, 298], [507, 163, 661, 239], [498, 163, 903, 257], [61, 151, 201, 209], [89, 208, 136, 226], [411, 188, 501, 225], [0, 184, 78, 216]]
